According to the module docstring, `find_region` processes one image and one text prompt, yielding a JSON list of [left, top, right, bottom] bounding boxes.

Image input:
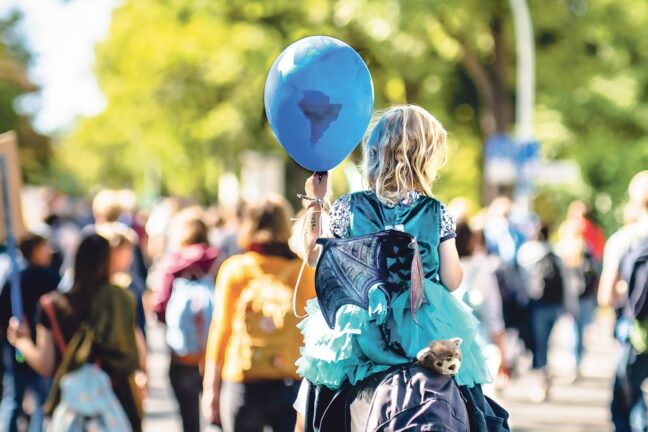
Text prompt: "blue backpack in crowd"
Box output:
[[165, 266, 216, 356]]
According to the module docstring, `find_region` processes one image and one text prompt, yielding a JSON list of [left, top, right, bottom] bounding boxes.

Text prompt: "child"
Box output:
[[0, 233, 59, 432], [298, 105, 498, 429]]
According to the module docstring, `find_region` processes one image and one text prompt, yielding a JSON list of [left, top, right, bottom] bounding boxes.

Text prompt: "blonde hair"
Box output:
[[92, 189, 122, 222], [362, 105, 448, 206], [629, 170, 648, 212], [237, 195, 293, 250], [95, 222, 139, 248]]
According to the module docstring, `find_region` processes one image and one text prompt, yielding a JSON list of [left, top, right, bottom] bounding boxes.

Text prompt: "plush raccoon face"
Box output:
[[416, 338, 462, 375]]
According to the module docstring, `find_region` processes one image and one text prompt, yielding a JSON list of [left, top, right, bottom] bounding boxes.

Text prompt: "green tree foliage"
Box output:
[[0, 12, 51, 183], [60, 0, 648, 231], [531, 0, 648, 232], [59, 0, 494, 203]]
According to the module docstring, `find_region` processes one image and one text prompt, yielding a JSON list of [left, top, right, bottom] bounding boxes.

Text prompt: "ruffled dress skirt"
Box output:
[[296, 279, 492, 389]]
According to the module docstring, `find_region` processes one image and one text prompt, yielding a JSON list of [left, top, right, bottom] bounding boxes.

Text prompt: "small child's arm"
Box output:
[[303, 173, 328, 267], [438, 238, 463, 291]]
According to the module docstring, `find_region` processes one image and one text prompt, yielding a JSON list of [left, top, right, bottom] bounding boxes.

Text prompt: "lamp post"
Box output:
[[508, 0, 535, 140], [508, 0, 537, 213]]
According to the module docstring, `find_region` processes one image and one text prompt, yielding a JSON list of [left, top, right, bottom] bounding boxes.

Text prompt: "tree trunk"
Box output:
[[491, 16, 513, 134]]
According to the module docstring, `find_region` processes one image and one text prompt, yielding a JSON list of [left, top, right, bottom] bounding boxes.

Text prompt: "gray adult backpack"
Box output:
[[621, 235, 648, 321]]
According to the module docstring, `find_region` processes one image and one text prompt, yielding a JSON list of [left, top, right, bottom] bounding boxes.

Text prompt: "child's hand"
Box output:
[[305, 172, 328, 200]]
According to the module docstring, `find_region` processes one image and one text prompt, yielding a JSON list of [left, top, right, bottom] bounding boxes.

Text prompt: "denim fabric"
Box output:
[[357, 366, 470, 432], [529, 301, 563, 369], [220, 379, 300, 432], [575, 295, 597, 367], [304, 366, 509, 432], [611, 342, 648, 432], [458, 384, 510, 432], [0, 369, 51, 432]]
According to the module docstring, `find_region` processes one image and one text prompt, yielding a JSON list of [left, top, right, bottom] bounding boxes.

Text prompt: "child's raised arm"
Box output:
[[438, 238, 463, 291], [303, 173, 328, 267]]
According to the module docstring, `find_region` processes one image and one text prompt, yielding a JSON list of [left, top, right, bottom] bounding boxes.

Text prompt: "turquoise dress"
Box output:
[[296, 191, 492, 389]]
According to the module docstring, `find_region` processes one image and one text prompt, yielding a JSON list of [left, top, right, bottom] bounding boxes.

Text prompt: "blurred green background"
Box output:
[[1, 0, 648, 233]]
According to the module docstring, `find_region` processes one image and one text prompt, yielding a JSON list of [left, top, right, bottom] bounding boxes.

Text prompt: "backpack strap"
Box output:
[[624, 238, 648, 320], [40, 294, 67, 355], [178, 254, 222, 281]]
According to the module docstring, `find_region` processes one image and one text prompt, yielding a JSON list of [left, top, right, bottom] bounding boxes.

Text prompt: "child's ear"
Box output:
[[416, 346, 431, 361], [451, 337, 463, 347]]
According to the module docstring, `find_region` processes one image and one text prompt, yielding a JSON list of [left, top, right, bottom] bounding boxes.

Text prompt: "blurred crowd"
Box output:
[[0, 170, 647, 431], [0, 188, 317, 432], [449, 195, 604, 402]]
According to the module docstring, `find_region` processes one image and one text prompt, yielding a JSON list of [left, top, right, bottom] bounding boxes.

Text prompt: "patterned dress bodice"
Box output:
[[339, 191, 442, 282]]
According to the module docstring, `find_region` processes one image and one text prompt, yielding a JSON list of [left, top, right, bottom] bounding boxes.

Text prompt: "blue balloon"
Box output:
[[264, 36, 374, 172]]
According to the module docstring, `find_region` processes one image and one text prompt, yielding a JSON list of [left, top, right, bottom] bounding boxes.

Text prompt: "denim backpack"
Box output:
[[165, 266, 216, 356], [305, 365, 509, 432], [48, 364, 132, 432]]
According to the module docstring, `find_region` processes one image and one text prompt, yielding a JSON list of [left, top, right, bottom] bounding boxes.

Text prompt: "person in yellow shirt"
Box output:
[[202, 195, 315, 432]]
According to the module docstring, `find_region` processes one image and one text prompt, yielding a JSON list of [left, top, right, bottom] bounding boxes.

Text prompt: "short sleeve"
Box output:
[[439, 203, 456, 242], [35, 302, 52, 330], [329, 194, 352, 238]]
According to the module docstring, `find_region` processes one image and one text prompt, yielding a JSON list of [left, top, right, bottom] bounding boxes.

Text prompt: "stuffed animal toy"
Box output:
[[416, 338, 463, 375]]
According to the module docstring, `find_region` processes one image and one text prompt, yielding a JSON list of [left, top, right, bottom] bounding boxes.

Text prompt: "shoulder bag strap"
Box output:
[[40, 294, 67, 355]]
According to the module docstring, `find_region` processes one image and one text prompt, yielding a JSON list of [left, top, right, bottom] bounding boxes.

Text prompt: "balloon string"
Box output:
[[292, 256, 309, 319], [291, 192, 326, 319]]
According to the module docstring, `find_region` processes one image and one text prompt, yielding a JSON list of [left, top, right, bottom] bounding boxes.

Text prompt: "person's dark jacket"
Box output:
[[0, 265, 60, 374]]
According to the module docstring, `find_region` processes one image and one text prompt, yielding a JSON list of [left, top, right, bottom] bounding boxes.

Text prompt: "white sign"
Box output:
[[535, 160, 582, 185], [240, 152, 285, 201], [218, 173, 240, 209]]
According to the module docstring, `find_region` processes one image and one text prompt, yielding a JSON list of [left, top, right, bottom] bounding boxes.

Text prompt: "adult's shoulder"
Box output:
[[41, 289, 64, 305], [606, 222, 648, 265], [105, 283, 136, 307], [35, 290, 64, 330], [31, 266, 61, 291], [219, 252, 252, 269], [217, 253, 256, 283], [603, 225, 637, 266]]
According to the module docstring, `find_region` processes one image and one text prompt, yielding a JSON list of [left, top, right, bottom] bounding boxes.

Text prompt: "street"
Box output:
[[142, 311, 619, 432], [496, 312, 617, 431]]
